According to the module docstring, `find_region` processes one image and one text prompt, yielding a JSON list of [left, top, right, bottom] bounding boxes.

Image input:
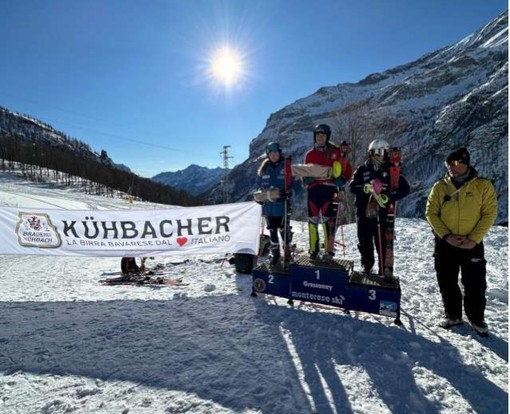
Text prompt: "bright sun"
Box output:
[[210, 46, 244, 86]]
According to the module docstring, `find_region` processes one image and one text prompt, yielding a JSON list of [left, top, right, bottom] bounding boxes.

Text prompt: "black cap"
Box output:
[[446, 147, 470, 166]]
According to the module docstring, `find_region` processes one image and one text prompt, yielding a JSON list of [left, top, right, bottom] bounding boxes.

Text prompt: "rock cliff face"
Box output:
[[211, 12, 508, 224]]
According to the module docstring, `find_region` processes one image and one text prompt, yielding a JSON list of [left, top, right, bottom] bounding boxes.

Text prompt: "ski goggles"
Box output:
[[266, 143, 280, 153], [370, 148, 387, 157], [445, 159, 466, 168], [315, 129, 327, 135]]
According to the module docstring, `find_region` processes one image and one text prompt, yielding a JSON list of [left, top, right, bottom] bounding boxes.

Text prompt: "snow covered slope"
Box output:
[[0, 172, 507, 413]]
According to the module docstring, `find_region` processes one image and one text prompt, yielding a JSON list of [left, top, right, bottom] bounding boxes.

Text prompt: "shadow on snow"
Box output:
[[0, 291, 507, 414]]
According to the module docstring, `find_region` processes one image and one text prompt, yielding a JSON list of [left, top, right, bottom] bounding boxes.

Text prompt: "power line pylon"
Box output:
[[220, 145, 233, 203]]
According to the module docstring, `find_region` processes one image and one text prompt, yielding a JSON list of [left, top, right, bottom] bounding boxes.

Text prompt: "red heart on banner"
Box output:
[[176, 237, 188, 246]]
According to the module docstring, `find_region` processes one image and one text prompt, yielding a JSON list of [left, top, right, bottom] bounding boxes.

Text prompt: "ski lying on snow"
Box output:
[[100, 276, 187, 286]]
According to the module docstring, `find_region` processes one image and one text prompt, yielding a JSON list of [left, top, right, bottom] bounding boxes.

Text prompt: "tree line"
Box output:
[[0, 133, 203, 206]]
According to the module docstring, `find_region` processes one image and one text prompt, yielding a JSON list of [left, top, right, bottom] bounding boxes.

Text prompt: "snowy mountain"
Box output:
[[152, 164, 226, 197], [0, 172, 507, 413], [211, 12, 508, 224]]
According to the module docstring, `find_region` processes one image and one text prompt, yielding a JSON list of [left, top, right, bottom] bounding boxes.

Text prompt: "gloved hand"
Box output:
[[371, 178, 382, 195], [267, 187, 282, 202], [332, 161, 342, 178], [253, 190, 265, 202], [303, 177, 314, 185]]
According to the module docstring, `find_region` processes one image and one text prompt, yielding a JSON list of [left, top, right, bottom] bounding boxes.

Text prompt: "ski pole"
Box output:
[[376, 206, 384, 276], [338, 201, 346, 256], [283, 156, 293, 268], [220, 253, 229, 268], [333, 189, 346, 255]]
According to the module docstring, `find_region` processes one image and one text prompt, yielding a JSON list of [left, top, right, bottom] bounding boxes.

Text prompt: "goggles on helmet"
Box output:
[[266, 143, 280, 153], [370, 148, 387, 157]]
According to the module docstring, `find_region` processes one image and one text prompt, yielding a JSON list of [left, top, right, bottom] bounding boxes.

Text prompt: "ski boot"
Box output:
[[269, 244, 281, 268], [322, 251, 335, 263]]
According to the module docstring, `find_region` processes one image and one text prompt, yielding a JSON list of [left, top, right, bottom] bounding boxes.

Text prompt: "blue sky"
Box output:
[[0, 0, 506, 177]]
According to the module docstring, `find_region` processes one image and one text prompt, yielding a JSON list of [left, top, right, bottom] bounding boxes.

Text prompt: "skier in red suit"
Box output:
[[303, 124, 352, 261]]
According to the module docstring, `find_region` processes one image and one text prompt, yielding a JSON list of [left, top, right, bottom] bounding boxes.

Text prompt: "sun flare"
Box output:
[[210, 46, 244, 86]]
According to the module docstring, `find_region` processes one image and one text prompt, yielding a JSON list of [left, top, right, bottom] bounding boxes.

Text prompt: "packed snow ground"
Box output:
[[0, 172, 507, 414]]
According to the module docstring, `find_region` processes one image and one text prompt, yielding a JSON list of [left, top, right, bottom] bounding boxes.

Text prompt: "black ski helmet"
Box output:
[[314, 124, 331, 143]]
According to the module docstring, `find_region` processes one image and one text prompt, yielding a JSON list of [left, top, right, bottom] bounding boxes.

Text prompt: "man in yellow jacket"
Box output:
[[425, 147, 497, 336]]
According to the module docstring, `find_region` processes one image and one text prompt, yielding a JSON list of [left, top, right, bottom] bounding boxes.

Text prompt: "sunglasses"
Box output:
[[445, 160, 466, 167]]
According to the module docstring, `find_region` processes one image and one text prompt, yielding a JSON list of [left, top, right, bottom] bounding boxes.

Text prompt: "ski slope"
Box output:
[[0, 172, 507, 414]]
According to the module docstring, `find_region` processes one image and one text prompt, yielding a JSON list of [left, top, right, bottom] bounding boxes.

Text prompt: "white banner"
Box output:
[[0, 202, 262, 257]]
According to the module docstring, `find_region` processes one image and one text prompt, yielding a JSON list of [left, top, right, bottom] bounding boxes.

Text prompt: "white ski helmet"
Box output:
[[368, 138, 389, 156]]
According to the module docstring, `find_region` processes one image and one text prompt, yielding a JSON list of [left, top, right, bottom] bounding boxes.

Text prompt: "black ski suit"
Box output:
[[349, 159, 410, 273]]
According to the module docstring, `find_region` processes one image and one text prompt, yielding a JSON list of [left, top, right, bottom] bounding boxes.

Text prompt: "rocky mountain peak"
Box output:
[[209, 11, 508, 224]]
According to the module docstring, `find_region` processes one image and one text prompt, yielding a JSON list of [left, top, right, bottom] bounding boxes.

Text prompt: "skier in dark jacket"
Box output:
[[254, 142, 288, 266], [349, 139, 410, 275]]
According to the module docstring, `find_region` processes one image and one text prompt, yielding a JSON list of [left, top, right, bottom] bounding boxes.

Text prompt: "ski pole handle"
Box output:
[[363, 183, 373, 194], [373, 193, 389, 207], [364, 183, 389, 207]]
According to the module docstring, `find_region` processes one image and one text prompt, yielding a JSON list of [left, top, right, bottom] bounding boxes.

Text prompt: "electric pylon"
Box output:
[[220, 145, 233, 203]]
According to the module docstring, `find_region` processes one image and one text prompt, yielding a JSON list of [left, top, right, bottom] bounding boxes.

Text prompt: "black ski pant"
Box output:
[[433, 239, 487, 323], [265, 216, 284, 256], [356, 216, 387, 273]]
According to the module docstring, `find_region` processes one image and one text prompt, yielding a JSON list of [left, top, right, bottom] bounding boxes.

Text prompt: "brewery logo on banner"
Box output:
[[16, 212, 62, 248]]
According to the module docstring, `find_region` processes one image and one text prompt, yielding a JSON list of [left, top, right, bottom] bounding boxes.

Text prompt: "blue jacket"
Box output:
[[349, 159, 410, 220], [256, 158, 286, 217]]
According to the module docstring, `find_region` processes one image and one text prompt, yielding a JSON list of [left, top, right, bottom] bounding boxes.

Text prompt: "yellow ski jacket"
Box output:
[[425, 169, 498, 244]]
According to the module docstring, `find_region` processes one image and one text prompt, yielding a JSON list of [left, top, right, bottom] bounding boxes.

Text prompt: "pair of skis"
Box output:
[[383, 148, 401, 279], [282, 156, 293, 271], [100, 276, 186, 286], [100, 263, 187, 286]]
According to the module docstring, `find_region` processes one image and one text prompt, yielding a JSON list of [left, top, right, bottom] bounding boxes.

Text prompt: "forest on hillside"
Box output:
[[0, 133, 203, 206]]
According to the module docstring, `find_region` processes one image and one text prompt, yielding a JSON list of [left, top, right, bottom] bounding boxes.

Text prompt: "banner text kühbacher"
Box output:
[[0, 202, 261, 257]]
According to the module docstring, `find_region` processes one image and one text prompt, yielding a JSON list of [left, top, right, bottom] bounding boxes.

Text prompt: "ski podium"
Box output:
[[252, 254, 401, 324], [251, 154, 402, 325]]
